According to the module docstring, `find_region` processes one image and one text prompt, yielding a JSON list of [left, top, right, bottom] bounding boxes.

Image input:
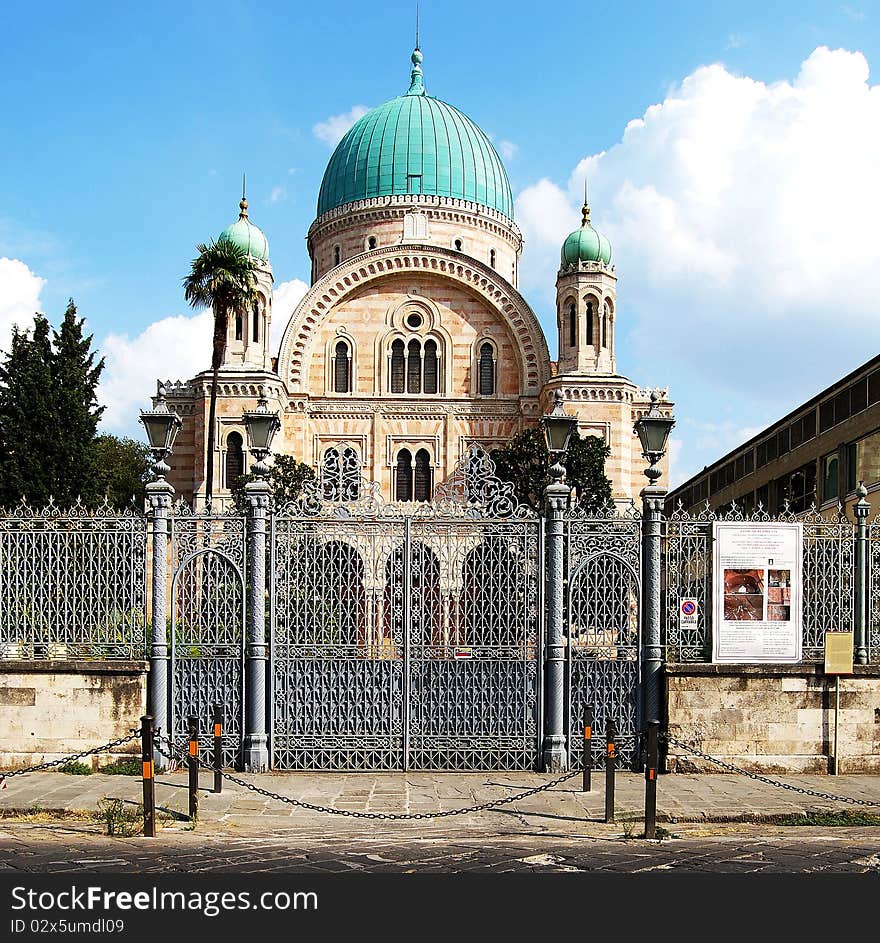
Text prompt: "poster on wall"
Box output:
[[712, 522, 803, 663]]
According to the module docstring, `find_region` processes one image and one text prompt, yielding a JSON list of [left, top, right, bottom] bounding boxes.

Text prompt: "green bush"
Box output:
[[99, 757, 141, 776], [60, 761, 93, 775]]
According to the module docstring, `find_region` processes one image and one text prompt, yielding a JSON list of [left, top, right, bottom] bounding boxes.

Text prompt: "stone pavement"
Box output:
[[2, 767, 880, 835], [2, 768, 880, 874]]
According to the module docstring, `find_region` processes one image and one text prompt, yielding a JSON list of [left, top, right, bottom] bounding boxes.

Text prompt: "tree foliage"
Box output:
[[91, 435, 150, 509], [230, 454, 316, 511], [0, 302, 109, 507], [182, 239, 258, 506], [489, 427, 613, 512]]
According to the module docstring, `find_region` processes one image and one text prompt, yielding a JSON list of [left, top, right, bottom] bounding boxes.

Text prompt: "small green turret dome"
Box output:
[[317, 47, 514, 220], [561, 201, 611, 266], [220, 197, 269, 262]]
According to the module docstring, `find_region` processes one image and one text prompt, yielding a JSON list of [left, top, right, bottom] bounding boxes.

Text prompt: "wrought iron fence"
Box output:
[[564, 501, 642, 766], [868, 514, 880, 663], [0, 497, 146, 660], [664, 501, 856, 662], [170, 502, 246, 768]]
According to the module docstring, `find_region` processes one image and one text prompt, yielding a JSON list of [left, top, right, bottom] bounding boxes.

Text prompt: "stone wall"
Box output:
[[0, 661, 146, 769], [665, 663, 880, 773]]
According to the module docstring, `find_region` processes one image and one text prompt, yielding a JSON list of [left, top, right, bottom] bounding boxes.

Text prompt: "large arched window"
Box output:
[[602, 304, 609, 348], [390, 339, 406, 393], [568, 302, 576, 348], [225, 431, 244, 486], [586, 301, 594, 345], [389, 336, 443, 394], [322, 446, 360, 501], [414, 449, 432, 502], [407, 339, 422, 393], [235, 311, 243, 342], [396, 449, 413, 502], [423, 340, 438, 394], [333, 341, 351, 393], [478, 342, 496, 396], [252, 301, 260, 343]]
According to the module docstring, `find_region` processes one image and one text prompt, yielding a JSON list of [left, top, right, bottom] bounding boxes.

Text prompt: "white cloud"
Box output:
[[271, 278, 308, 353], [313, 105, 370, 147], [498, 140, 518, 161], [269, 186, 287, 204], [0, 257, 47, 351], [516, 47, 880, 481], [99, 310, 213, 434]]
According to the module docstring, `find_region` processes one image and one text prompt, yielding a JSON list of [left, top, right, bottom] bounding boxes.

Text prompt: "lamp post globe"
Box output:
[[633, 389, 675, 484], [540, 390, 578, 484], [139, 384, 182, 480], [242, 388, 281, 478]]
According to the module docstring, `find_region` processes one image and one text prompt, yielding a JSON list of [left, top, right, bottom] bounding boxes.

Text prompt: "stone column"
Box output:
[[146, 478, 174, 768], [854, 482, 870, 666], [641, 485, 666, 725], [243, 477, 271, 771], [542, 479, 569, 772]]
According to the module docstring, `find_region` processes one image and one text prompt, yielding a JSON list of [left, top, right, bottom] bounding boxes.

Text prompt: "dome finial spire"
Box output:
[[581, 178, 591, 226], [407, 8, 425, 96], [240, 173, 248, 219]]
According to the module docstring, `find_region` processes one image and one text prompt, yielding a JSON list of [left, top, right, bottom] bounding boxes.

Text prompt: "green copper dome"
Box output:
[[317, 48, 514, 220], [561, 201, 611, 266], [220, 197, 269, 262]]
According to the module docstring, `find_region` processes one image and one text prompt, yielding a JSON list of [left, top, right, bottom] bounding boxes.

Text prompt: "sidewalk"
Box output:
[[2, 768, 879, 836]]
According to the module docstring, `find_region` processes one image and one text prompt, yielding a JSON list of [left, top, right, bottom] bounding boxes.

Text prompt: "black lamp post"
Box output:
[[540, 390, 578, 484], [242, 388, 281, 478], [539, 390, 578, 772], [139, 384, 182, 481], [632, 388, 675, 728], [633, 390, 675, 484]]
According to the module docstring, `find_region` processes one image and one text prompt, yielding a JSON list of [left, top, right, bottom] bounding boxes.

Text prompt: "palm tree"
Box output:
[[183, 239, 258, 508]]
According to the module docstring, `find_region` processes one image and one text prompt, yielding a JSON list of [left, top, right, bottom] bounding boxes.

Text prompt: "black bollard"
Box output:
[[644, 721, 659, 839], [187, 715, 199, 822], [212, 703, 223, 794], [140, 715, 156, 838], [604, 719, 616, 824], [582, 707, 593, 793]]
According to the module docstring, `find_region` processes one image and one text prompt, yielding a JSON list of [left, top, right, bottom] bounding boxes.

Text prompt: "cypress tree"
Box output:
[[49, 299, 105, 504], [0, 316, 58, 506]]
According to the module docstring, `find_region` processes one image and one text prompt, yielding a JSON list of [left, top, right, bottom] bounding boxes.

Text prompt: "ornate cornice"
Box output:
[[277, 245, 551, 395]]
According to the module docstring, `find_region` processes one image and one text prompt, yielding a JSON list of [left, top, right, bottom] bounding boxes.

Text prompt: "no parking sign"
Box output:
[[679, 598, 699, 626]]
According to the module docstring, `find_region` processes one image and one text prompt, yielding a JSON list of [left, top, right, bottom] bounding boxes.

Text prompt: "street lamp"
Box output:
[[632, 388, 675, 731], [633, 389, 675, 484], [139, 384, 182, 480], [242, 388, 281, 478], [240, 386, 280, 774], [139, 383, 181, 771], [540, 390, 578, 484], [539, 390, 578, 773]]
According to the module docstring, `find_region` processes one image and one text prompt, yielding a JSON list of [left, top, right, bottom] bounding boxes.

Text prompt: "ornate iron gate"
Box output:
[[170, 506, 246, 766], [269, 449, 542, 771], [565, 504, 641, 767]]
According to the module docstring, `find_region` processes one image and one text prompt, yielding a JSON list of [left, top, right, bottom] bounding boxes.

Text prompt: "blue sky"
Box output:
[[1, 1, 878, 485]]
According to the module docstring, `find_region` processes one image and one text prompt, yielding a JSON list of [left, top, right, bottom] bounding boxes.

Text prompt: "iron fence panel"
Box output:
[[0, 498, 146, 660], [565, 503, 642, 767], [170, 504, 246, 767]]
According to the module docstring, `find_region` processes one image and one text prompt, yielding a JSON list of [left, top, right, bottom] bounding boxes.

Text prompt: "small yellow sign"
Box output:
[[824, 631, 854, 675]]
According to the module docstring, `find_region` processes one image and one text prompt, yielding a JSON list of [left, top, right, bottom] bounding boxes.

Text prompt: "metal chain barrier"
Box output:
[[0, 730, 141, 788], [663, 733, 880, 807], [155, 736, 583, 821]]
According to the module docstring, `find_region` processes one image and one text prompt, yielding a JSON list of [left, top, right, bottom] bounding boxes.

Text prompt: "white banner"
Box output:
[[712, 522, 803, 663]]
